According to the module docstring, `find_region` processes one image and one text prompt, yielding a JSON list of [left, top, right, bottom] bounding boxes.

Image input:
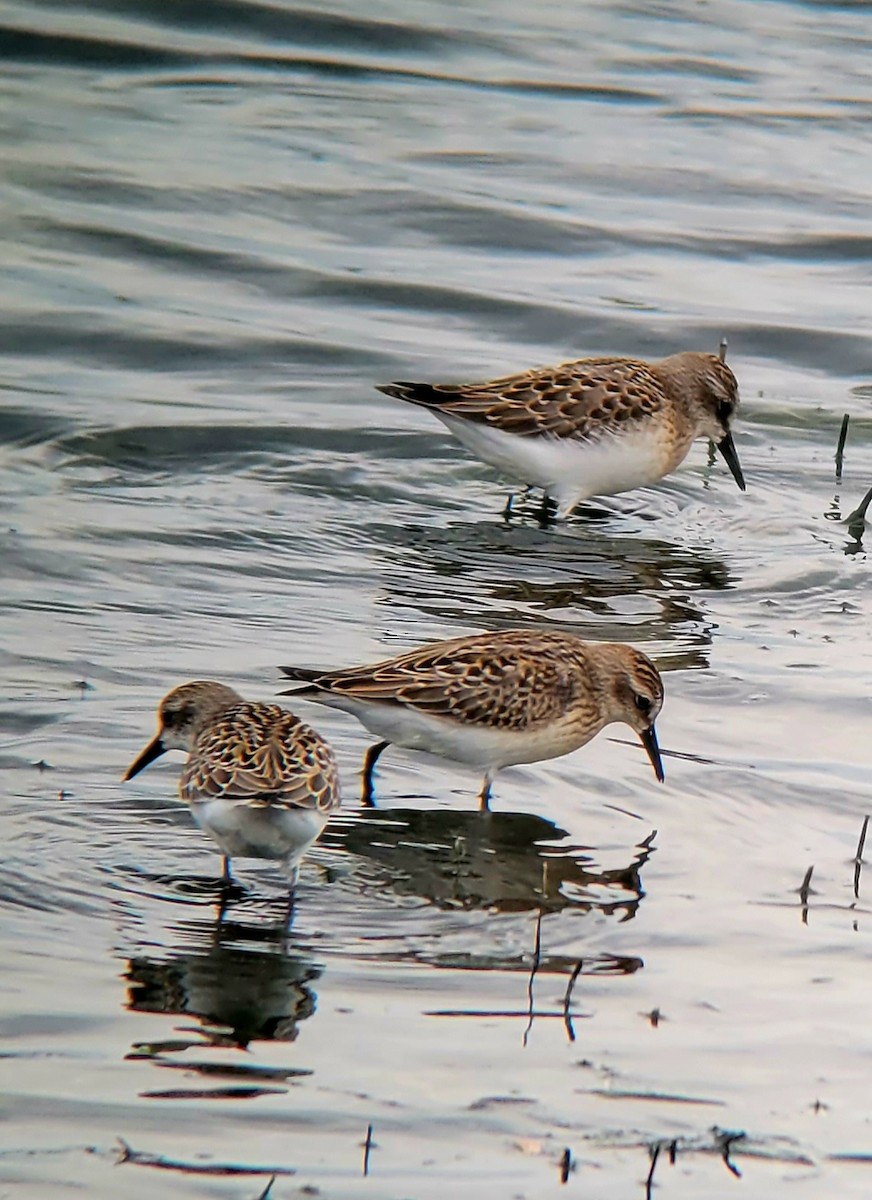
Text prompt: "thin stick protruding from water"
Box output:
[[715, 1129, 745, 1178], [563, 959, 584, 1043], [645, 1142, 661, 1199], [799, 865, 814, 925], [846, 484, 872, 539], [523, 908, 544, 1048], [362, 1124, 374, 1176], [718, 338, 728, 362], [559, 1147, 572, 1184], [836, 413, 850, 481], [854, 815, 869, 900]]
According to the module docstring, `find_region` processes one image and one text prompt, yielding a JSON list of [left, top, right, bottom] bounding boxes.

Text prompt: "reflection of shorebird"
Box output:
[[126, 942, 322, 1048], [379, 351, 745, 515], [322, 806, 655, 920], [280, 629, 664, 808], [123, 682, 340, 888]]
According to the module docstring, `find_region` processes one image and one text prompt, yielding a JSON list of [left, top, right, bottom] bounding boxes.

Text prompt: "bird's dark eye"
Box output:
[[634, 694, 652, 715], [163, 702, 194, 729], [717, 400, 733, 425]]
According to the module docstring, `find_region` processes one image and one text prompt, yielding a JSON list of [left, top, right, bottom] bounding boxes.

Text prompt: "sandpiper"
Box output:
[[123, 681, 340, 886], [378, 350, 745, 515], [279, 630, 664, 808]]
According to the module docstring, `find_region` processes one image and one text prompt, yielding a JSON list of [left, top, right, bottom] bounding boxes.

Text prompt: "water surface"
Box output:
[[3, 0, 872, 1195]]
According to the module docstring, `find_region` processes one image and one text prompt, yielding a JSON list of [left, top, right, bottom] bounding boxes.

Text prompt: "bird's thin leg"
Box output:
[[538, 493, 558, 528], [281, 865, 299, 948], [478, 773, 493, 811], [504, 485, 533, 521], [361, 740, 390, 807], [214, 855, 234, 924]]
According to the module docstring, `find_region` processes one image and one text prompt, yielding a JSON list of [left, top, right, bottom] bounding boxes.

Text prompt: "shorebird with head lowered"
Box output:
[[279, 629, 665, 809], [123, 681, 340, 889], [378, 350, 745, 517]]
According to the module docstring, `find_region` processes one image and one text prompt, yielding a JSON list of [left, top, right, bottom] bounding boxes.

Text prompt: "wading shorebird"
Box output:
[[123, 682, 340, 890], [378, 350, 745, 517], [279, 629, 664, 809]]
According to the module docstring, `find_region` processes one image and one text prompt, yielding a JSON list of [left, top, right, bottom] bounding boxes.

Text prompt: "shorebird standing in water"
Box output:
[[379, 350, 745, 517], [123, 681, 340, 900], [280, 629, 664, 808]]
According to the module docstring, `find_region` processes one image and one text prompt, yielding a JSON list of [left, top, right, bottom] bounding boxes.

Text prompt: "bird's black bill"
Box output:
[[123, 734, 166, 782], [717, 431, 746, 492], [639, 724, 665, 783]]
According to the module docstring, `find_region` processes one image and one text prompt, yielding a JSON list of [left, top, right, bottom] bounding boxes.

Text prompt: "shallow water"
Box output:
[[3, 0, 872, 1195]]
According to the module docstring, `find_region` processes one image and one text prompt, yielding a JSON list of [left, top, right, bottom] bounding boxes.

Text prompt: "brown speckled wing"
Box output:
[[302, 631, 593, 732], [180, 703, 338, 813], [380, 357, 665, 441]]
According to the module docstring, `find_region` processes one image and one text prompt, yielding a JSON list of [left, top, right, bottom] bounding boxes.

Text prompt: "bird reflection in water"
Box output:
[[322, 804, 655, 922], [367, 515, 732, 652], [125, 933, 322, 1053]]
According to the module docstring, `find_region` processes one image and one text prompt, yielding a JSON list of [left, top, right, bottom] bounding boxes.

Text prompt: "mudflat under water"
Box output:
[[3, 1, 872, 1196]]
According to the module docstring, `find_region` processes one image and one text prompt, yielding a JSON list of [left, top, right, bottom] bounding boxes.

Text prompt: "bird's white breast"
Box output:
[[437, 414, 678, 513], [313, 696, 600, 771]]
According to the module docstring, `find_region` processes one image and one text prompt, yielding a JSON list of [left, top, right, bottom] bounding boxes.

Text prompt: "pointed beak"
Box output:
[[123, 734, 166, 782], [716, 430, 746, 491], [639, 724, 665, 783]]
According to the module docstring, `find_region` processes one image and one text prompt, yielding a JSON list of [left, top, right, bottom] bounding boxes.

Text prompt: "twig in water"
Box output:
[[522, 907, 544, 1048], [713, 1128, 745, 1177], [362, 1124, 374, 1177], [846, 484, 872, 541], [799, 865, 814, 925], [645, 1142, 661, 1199], [854, 816, 869, 900], [563, 959, 584, 1043], [115, 1139, 292, 1178], [559, 1147, 572, 1184], [255, 1177, 275, 1200], [836, 413, 850, 481], [718, 337, 728, 363], [668, 1139, 678, 1164]]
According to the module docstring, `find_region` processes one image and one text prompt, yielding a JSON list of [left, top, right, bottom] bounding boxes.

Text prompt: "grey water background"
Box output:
[[3, 0, 872, 1195]]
